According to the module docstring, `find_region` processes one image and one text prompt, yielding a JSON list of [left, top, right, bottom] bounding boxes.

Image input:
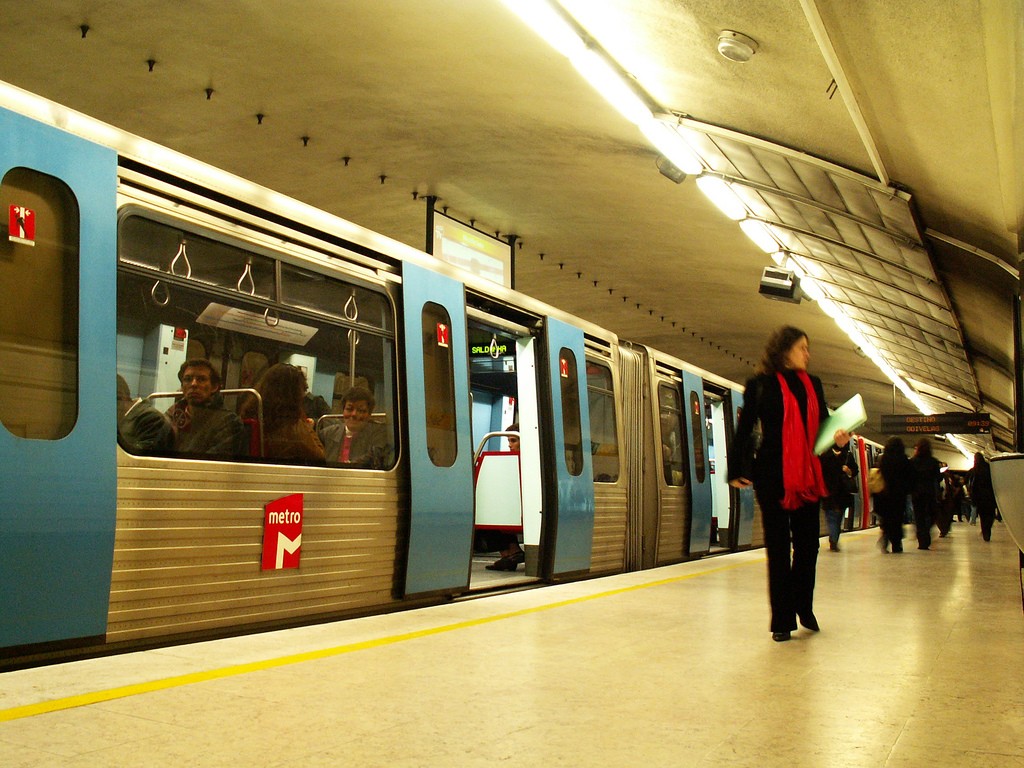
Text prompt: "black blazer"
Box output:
[[727, 369, 828, 504]]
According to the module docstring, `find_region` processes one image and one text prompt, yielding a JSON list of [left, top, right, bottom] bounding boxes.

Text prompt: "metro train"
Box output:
[[0, 86, 876, 668]]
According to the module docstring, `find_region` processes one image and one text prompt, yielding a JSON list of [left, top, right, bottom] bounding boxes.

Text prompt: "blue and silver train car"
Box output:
[[0, 85, 863, 667]]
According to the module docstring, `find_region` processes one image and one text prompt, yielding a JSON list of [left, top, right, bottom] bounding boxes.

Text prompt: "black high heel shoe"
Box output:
[[799, 613, 820, 632]]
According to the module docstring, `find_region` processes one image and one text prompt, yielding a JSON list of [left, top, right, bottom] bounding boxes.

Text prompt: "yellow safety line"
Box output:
[[0, 557, 760, 722]]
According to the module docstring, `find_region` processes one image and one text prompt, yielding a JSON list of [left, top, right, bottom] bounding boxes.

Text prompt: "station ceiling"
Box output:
[[0, 0, 1020, 462]]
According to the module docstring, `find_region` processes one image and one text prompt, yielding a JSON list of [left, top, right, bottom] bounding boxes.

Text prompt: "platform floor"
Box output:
[[2, 521, 1022, 767]]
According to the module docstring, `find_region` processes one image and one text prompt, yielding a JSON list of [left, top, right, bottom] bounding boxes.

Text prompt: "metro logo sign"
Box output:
[[436, 322, 450, 348], [261, 493, 303, 570]]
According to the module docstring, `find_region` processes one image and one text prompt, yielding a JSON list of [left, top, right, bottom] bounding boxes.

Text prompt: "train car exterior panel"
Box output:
[[655, 488, 688, 565], [590, 483, 628, 574], [108, 457, 404, 643]]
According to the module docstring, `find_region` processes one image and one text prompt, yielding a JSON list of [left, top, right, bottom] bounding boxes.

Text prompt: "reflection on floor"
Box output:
[[2, 522, 1022, 767]]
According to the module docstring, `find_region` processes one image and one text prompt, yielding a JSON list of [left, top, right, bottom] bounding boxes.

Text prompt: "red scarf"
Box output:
[[777, 370, 828, 510]]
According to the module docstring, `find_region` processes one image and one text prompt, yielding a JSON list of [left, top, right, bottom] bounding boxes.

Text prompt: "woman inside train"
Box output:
[[318, 385, 391, 469], [243, 363, 326, 464], [727, 326, 850, 642]]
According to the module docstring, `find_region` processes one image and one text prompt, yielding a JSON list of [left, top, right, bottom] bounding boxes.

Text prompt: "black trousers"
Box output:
[[977, 502, 997, 541], [912, 492, 936, 549], [758, 494, 820, 633]]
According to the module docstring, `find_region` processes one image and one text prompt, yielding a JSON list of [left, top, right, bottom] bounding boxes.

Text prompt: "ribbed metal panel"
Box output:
[[590, 483, 627, 574], [616, 345, 645, 571], [656, 486, 688, 565], [109, 454, 406, 643]]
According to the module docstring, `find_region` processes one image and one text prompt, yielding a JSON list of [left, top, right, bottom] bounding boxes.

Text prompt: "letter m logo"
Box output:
[[261, 493, 303, 570]]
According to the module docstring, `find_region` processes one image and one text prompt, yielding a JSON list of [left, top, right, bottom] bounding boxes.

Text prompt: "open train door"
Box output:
[[401, 262, 474, 596], [0, 109, 118, 648], [731, 385, 756, 547], [543, 317, 595, 577], [683, 371, 712, 557]]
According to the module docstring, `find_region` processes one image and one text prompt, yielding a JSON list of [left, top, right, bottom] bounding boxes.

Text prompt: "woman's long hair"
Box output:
[[883, 436, 906, 456], [245, 363, 308, 432], [756, 326, 808, 375], [913, 437, 932, 458]]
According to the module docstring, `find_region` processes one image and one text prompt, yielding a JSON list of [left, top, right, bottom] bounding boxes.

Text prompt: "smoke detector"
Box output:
[[717, 30, 758, 62]]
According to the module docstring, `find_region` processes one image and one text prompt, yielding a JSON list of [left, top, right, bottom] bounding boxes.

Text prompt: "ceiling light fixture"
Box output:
[[717, 30, 758, 63], [739, 218, 780, 253], [639, 119, 704, 174], [570, 47, 652, 125], [501, 0, 585, 58], [696, 175, 747, 220]]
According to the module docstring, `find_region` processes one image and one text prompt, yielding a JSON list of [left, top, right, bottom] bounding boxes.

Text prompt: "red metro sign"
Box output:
[[261, 493, 303, 570]]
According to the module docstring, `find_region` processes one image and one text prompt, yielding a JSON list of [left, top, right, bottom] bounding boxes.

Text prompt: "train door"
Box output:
[[466, 313, 541, 586], [682, 370, 712, 557], [544, 317, 596, 576], [705, 388, 734, 552], [731, 384, 756, 548], [652, 363, 689, 564], [401, 262, 474, 596], [0, 109, 118, 648]]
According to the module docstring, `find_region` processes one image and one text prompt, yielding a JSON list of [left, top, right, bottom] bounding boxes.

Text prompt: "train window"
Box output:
[[689, 390, 707, 484], [0, 167, 79, 440], [658, 384, 687, 486], [421, 302, 458, 467], [659, 385, 684, 487], [586, 361, 619, 482], [116, 214, 397, 469], [559, 348, 584, 477], [119, 216, 276, 300], [281, 263, 392, 332]]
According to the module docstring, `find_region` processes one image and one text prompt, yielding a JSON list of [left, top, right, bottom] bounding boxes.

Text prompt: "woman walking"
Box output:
[[728, 326, 850, 642]]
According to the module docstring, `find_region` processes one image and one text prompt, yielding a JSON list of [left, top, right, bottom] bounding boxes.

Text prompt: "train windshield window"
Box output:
[[586, 361, 619, 482], [658, 384, 687, 486], [421, 302, 458, 467], [0, 168, 79, 440], [116, 214, 397, 469], [559, 348, 584, 477]]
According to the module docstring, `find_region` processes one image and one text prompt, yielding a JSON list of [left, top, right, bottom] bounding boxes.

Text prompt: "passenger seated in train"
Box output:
[[165, 358, 246, 457], [241, 363, 325, 464], [116, 374, 175, 453], [318, 385, 391, 468]]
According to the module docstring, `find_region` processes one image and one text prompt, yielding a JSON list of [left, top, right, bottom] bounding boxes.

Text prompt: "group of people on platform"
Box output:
[[874, 437, 999, 550], [728, 325, 1001, 644], [117, 358, 390, 468]]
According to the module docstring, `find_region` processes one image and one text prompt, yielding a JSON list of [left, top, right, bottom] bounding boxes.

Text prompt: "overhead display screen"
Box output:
[[429, 209, 513, 289]]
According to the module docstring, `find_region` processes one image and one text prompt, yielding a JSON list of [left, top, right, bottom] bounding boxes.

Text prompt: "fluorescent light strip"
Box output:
[[570, 47, 652, 125], [638, 119, 703, 174], [740, 219, 780, 252], [500, 0, 586, 58], [696, 175, 747, 220], [502, 2, 969, 453]]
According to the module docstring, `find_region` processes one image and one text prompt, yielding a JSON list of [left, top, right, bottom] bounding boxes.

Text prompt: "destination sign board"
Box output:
[[880, 412, 991, 435]]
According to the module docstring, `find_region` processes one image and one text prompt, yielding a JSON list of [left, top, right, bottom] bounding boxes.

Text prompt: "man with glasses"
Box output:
[[166, 358, 245, 457], [319, 385, 391, 469]]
